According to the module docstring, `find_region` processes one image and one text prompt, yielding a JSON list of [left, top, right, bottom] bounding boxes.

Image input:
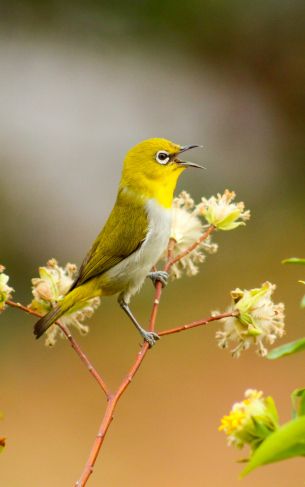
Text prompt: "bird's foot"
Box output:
[[148, 271, 169, 288], [142, 330, 160, 348]]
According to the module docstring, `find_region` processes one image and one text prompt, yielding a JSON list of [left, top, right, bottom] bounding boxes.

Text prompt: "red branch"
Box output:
[[159, 311, 235, 336], [6, 224, 228, 486], [74, 343, 150, 486]]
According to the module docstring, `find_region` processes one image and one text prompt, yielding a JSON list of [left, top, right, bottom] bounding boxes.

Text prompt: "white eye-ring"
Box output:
[[156, 150, 170, 165]]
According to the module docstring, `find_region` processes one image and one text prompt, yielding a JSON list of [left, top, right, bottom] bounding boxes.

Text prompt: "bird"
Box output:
[[34, 138, 203, 346]]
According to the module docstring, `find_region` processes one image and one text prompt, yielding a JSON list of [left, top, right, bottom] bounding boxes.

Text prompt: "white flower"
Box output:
[[197, 189, 250, 230], [168, 191, 218, 279], [219, 389, 279, 451], [29, 259, 100, 347], [0, 265, 14, 311], [165, 189, 249, 279], [216, 282, 285, 357]]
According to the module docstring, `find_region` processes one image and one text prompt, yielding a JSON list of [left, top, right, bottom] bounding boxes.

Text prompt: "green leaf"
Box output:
[[218, 221, 245, 231], [217, 209, 242, 230], [265, 396, 279, 425], [291, 389, 305, 418], [301, 295, 305, 309], [282, 258, 305, 265], [267, 337, 305, 359], [241, 416, 305, 477]]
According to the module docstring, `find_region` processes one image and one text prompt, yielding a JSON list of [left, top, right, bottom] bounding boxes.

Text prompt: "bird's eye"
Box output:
[[156, 150, 170, 165]]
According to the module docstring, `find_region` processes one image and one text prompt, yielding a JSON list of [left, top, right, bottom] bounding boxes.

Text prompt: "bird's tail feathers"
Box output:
[[34, 281, 100, 339], [33, 305, 64, 339]]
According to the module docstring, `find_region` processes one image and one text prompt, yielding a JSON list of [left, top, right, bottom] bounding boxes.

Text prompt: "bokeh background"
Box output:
[[0, 1, 304, 486]]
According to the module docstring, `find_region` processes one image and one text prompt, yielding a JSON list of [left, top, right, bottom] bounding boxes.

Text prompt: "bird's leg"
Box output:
[[118, 298, 160, 347], [147, 270, 169, 288]]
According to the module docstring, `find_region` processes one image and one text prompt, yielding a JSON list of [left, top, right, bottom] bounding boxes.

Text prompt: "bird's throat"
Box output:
[[120, 170, 182, 208]]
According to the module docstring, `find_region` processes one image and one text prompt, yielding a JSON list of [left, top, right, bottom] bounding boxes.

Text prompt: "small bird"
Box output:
[[34, 138, 202, 346]]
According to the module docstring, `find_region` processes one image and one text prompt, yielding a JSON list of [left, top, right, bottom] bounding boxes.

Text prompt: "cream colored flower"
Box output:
[[0, 265, 14, 311], [29, 259, 100, 346], [216, 282, 285, 357], [219, 389, 279, 451], [168, 191, 218, 279], [197, 189, 250, 230]]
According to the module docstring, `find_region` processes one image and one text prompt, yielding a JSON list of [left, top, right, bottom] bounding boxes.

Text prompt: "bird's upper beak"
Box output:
[[176, 144, 204, 169]]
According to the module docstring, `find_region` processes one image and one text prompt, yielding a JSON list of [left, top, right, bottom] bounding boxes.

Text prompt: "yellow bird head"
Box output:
[[120, 138, 203, 207]]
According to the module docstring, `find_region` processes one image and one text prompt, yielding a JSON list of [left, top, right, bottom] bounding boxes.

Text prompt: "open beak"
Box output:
[[176, 144, 204, 169]]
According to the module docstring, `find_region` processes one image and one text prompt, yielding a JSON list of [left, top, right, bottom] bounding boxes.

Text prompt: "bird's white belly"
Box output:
[[105, 199, 172, 302]]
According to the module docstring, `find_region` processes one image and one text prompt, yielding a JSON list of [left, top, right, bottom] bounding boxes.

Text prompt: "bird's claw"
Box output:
[[148, 271, 169, 288], [142, 330, 160, 348]]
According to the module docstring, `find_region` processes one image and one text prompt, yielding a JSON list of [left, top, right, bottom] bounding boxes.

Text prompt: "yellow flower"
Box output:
[[219, 408, 247, 436], [219, 389, 279, 450]]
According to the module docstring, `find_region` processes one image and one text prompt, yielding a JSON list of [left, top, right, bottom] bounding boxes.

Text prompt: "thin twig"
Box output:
[[159, 311, 236, 336], [168, 225, 215, 267], [148, 238, 176, 332], [6, 300, 110, 399], [75, 343, 149, 486]]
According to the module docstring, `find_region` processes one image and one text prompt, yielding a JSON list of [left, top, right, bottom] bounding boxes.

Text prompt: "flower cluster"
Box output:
[[29, 259, 100, 347], [216, 282, 285, 357], [167, 190, 250, 279], [197, 189, 250, 230], [0, 265, 14, 312], [219, 389, 279, 451], [168, 191, 218, 279]]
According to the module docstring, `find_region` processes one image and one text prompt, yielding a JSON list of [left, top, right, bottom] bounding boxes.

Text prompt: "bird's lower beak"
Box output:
[[178, 160, 205, 169], [176, 144, 204, 169]]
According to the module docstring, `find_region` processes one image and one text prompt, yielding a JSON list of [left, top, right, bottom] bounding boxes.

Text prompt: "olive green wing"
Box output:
[[72, 190, 148, 288]]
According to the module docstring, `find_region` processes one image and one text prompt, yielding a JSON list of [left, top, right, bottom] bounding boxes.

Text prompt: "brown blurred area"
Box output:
[[0, 1, 304, 485]]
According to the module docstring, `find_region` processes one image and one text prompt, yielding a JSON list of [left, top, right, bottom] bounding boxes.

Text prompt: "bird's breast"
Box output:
[[117, 197, 172, 274], [142, 198, 172, 264]]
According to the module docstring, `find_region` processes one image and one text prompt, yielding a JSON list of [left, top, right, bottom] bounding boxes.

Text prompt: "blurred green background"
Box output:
[[0, 1, 304, 485]]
